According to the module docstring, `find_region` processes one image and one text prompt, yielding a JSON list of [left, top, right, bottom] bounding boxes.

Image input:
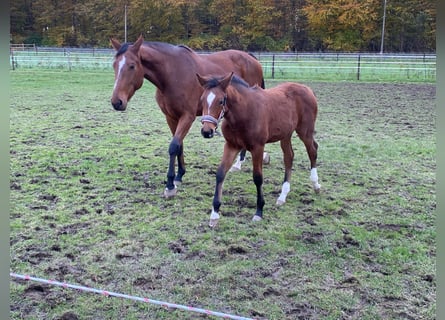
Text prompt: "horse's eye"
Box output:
[[129, 64, 135, 70], [219, 99, 225, 105]]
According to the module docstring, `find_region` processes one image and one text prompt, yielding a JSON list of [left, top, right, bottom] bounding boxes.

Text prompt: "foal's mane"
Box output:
[[203, 74, 251, 90], [114, 41, 194, 58]]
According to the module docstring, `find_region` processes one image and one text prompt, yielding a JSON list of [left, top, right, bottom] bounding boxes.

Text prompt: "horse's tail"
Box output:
[[248, 52, 266, 89]]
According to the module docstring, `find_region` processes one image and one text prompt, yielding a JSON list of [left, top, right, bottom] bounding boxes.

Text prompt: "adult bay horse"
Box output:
[[110, 35, 264, 197], [196, 72, 321, 227]]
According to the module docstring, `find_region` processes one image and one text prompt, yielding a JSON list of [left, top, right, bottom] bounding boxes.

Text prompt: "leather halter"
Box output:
[[201, 94, 227, 129]]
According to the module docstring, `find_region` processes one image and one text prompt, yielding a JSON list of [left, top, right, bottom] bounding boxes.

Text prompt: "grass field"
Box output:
[[10, 69, 436, 319]]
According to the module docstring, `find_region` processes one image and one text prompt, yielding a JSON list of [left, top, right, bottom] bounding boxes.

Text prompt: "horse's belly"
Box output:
[[267, 125, 293, 143]]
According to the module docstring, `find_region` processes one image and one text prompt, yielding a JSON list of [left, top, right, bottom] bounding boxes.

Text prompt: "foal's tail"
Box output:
[[248, 52, 266, 89]]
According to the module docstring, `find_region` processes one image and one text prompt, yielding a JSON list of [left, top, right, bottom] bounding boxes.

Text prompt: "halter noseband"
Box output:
[[201, 95, 227, 129]]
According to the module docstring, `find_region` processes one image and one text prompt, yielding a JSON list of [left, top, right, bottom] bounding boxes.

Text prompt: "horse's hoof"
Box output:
[[314, 184, 321, 194], [209, 219, 219, 228], [252, 215, 262, 222], [276, 199, 285, 206], [229, 165, 241, 172], [163, 186, 177, 198], [263, 152, 270, 164], [174, 180, 181, 187]]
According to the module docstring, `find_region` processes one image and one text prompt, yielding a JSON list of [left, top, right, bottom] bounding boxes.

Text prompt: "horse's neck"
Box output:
[[225, 86, 253, 122], [140, 44, 195, 91]]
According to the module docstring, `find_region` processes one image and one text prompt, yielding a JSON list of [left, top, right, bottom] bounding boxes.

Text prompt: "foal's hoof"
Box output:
[[263, 152, 270, 164], [313, 184, 321, 194], [276, 199, 285, 206], [163, 186, 177, 198], [229, 165, 241, 172], [209, 219, 219, 228], [173, 180, 182, 187], [252, 215, 263, 222]]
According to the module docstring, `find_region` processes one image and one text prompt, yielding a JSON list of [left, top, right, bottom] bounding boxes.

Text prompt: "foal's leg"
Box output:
[[210, 145, 240, 227], [276, 137, 294, 206], [301, 135, 320, 193], [250, 146, 266, 221]]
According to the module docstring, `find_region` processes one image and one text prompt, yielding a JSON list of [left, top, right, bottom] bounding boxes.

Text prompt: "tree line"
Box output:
[[10, 0, 436, 52]]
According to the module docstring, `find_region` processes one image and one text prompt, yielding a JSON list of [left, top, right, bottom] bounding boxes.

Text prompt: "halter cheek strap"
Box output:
[[201, 95, 227, 129]]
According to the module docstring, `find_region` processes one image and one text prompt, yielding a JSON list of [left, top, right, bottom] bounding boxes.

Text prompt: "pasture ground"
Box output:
[[10, 70, 435, 319]]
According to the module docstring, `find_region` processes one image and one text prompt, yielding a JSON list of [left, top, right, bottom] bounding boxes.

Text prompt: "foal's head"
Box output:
[[110, 35, 145, 111], [196, 72, 234, 138]]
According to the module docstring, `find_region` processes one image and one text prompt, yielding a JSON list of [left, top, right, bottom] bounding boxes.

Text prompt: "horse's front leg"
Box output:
[[229, 149, 246, 172], [251, 146, 265, 221], [209, 144, 240, 227], [164, 136, 181, 197], [164, 115, 194, 198]]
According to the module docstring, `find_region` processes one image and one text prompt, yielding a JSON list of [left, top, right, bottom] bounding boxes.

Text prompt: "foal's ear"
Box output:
[[110, 38, 121, 51], [220, 72, 234, 90]]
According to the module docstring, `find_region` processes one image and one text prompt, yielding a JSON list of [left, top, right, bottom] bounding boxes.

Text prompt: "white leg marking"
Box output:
[[276, 181, 290, 206], [113, 56, 126, 90], [263, 152, 270, 164], [230, 155, 245, 172], [209, 208, 220, 227], [163, 185, 177, 198], [252, 215, 263, 222], [310, 168, 321, 192]]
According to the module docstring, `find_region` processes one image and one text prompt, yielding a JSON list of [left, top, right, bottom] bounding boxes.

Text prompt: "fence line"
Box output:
[[9, 46, 436, 82], [10, 272, 256, 320]]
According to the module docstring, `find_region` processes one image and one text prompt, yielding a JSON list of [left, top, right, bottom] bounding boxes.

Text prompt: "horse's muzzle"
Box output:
[[111, 99, 127, 111], [201, 127, 214, 139]]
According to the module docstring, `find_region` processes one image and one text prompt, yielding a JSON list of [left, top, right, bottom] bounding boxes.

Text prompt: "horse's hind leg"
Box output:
[[276, 137, 294, 206], [301, 135, 321, 193]]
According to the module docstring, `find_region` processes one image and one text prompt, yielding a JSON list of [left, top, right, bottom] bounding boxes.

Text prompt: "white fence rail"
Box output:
[[10, 46, 436, 82]]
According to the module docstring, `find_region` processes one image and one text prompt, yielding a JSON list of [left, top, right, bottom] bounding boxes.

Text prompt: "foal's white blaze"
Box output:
[[113, 56, 126, 90], [276, 181, 290, 205], [206, 91, 216, 109], [310, 168, 321, 191]]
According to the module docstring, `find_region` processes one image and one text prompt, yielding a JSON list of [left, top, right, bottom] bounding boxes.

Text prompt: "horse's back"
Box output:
[[200, 50, 264, 87]]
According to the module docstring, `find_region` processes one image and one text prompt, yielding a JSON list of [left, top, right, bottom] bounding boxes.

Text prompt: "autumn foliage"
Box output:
[[10, 0, 435, 52]]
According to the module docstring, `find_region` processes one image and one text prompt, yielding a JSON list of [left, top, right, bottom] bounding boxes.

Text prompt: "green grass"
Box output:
[[10, 69, 435, 319]]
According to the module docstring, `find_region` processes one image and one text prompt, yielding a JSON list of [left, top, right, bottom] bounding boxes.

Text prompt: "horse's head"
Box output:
[[196, 72, 233, 139], [110, 35, 145, 111]]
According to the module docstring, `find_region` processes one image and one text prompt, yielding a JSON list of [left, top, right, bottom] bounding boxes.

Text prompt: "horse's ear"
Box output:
[[130, 34, 144, 53], [220, 72, 234, 90], [196, 73, 208, 87], [110, 38, 121, 51]]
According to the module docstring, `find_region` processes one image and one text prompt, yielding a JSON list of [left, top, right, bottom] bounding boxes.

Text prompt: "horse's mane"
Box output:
[[115, 41, 193, 58], [231, 75, 251, 88]]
